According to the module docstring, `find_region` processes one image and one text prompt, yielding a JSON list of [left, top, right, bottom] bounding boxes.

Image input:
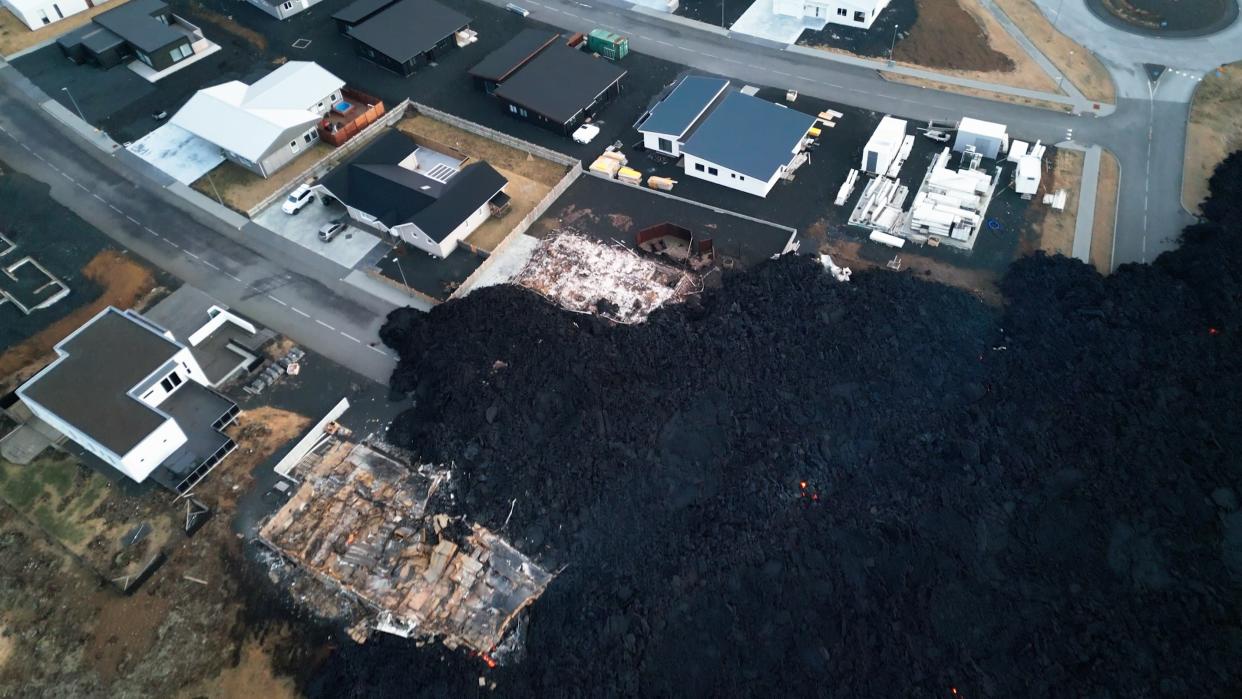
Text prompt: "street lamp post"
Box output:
[[391, 254, 410, 290], [721, 0, 725, 28], [889, 25, 899, 65], [60, 87, 85, 123]]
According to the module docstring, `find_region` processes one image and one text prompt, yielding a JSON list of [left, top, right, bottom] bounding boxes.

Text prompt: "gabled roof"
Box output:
[[94, 0, 181, 54], [493, 45, 627, 125], [318, 130, 508, 242], [347, 0, 470, 63], [171, 61, 344, 162], [468, 29, 560, 83], [681, 91, 816, 181], [636, 75, 730, 139], [331, 0, 397, 24], [19, 307, 183, 457]]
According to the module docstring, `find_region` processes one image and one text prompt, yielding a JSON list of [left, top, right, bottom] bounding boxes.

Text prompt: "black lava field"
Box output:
[[311, 154, 1242, 697]]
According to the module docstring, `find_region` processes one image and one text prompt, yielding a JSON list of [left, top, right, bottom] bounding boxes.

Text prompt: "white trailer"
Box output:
[[862, 116, 907, 174]]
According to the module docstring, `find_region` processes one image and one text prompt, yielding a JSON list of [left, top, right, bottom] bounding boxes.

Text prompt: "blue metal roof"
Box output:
[[637, 76, 729, 138], [680, 92, 816, 181]]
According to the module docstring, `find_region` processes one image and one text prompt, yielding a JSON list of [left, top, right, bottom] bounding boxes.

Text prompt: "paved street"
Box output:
[[0, 62, 410, 385]]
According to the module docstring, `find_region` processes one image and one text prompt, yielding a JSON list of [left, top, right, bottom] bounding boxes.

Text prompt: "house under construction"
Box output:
[[259, 440, 554, 654]]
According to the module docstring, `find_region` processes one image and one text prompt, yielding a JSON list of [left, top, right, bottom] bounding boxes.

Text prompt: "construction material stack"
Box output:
[[906, 147, 1002, 249]]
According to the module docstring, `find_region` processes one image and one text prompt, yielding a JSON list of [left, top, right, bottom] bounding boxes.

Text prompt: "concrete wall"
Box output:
[[682, 153, 780, 197]]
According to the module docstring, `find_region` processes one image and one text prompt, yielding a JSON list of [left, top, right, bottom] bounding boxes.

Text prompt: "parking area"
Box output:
[[252, 195, 382, 270]]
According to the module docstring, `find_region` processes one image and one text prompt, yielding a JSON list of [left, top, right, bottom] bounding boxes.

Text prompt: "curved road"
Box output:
[[493, 0, 1242, 269]]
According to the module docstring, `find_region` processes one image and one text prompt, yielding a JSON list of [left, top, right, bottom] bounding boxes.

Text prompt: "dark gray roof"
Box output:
[[493, 45, 627, 125], [81, 26, 126, 54], [680, 92, 816, 181], [636, 75, 730, 138], [331, 0, 398, 25], [468, 29, 560, 83], [347, 0, 470, 63], [21, 308, 182, 457], [155, 383, 235, 478], [94, 0, 182, 54], [319, 130, 507, 242]]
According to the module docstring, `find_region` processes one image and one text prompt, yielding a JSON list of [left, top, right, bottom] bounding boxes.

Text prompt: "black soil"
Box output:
[[674, 0, 753, 28], [292, 153, 1242, 696], [1086, 0, 1238, 36], [797, 0, 914, 58]]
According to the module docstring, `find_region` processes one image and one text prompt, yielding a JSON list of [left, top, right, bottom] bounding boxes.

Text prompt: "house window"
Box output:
[[304, 132, 314, 143], [854, 10, 865, 21], [739, 175, 745, 181], [169, 43, 192, 63], [282, 1, 292, 7], [657, 137, 673, 152], [160, 372, 183, 392], [137, 52, 152, 67], [290, 140, 299, 153], [708, 167, 718, 176], [694, 163, 705, 172], [837, 7, 847, 16]]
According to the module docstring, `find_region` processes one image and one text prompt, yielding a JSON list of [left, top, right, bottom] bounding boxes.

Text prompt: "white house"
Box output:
[[1, 0, 103, 31], [171, 61, 345, 178], [244, 0, 325, 20], [17, 306, 242, 491], [638, 79, 816, 197], [314, 129, 509, 259], [772, 0, 892, 30]]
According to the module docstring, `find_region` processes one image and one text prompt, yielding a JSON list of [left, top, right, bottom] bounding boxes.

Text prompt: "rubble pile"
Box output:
[[511, 232, 699, 324], [323, 154, 1242, 696], [259, 442, 553, 655]]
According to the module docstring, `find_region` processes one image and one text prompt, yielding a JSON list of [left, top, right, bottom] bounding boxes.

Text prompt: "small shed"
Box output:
[[953, 117, 1008, 159], [586, 28, 628, 60], [862, 116, 907, 174]]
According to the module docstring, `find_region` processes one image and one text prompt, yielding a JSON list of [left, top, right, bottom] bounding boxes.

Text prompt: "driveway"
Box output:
[[252, 196, 383, 270]]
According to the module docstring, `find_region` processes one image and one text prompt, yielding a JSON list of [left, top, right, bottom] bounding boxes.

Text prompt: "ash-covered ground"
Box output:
[[309, 154, 1242, 697]]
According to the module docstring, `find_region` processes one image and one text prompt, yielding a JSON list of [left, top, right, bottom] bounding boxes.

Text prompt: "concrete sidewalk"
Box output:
[[1072, 145, 1102, 264]]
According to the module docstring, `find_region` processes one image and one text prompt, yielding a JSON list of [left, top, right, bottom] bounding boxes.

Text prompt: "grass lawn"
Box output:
[[192, 143, 331, 215], [1183, 62, 1242, 213], [1033, 148, 1084, 257]]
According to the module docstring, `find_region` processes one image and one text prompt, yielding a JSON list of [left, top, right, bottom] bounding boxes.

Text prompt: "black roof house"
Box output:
[[331, 0, 398, 32], [57, 0, 195, 71], [318, 130, 507, 248], [345, 0, 470, 77], [467, 28, 560, 93], [492, 44, 627, 135]]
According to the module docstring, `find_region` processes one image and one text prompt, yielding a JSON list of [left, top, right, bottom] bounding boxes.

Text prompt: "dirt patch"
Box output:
[[822, 237, 1002, 305], [992, 0, 1116, 104], [176, 638, 298, 699], [1184, 62, 1242, 213], [0, 622, 12, 671], [1090, 148, 1120, 274], [87, 592, 173, 684], [0, 1, 134, 57], [881, 71, 1072, 112], [178, 0, 269, 52], [214, 408, 310, 509], [1028, 148, 1083, 258], [193, 143, 331, 215], [0, 250, 155, 393]]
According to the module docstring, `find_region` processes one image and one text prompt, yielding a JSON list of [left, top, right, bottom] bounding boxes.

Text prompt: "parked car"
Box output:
[[921, 129, 952, 143], [281, 184, 314, 215], [506, 3, 530, 17], [151, 110, 169, 121], [318, 220, 347, 242]]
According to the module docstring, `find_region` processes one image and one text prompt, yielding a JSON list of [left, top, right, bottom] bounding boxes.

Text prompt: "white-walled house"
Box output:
[[1, 0, 102, 31], [637, 79, 816, 198], [172, 61, 345, 178], [314, 129, 508, 259], [17, 306, 241, 493], [244, 0, 325, 20], [772, 0, 892, 30]]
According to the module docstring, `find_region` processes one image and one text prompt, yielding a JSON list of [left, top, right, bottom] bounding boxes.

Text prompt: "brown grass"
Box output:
[[1033, 148, 1083, 257], [0, 621, 12, 671], [192, 143, 331, 214], [1183, 61, 1242, 213], [992, 0, 1115, 104], [178, 1, 268, 52], [0, 250, 155, 392], [398, 115, 569, 252], [87, 592, 173, 684], [0, 1, 132, 57], [881, 71, 1073, 112], [1090, 149, 1120, 274], [176, 639, 298, 699], [209, 407, 310, 509]]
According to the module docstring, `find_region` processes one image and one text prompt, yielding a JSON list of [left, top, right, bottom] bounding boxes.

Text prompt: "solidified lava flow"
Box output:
[[310, 153, 1242, 697]]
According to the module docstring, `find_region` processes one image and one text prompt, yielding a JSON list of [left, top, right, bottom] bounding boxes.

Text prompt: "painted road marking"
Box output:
[[62, 174, 74, 183], [92, 193, 105, 202], [126, 215, 140, 224], [108, 204, 122, 214], [267, 295, 288, 306], [315, 319, 335, 331], [202, 260, 219, 270], [368, 345, 388, 356], [144, 226, 159, 236], [76, 182, 88, 192], [186, 252, 200, 260], [165, 240, 180, 249], [291, 307, 310, 318], [226, 273, 243, 283], [340, 332, 361, 343]]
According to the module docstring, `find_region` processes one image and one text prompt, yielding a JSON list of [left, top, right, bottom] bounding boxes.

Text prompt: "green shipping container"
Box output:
[[586, 28, 629, 61]]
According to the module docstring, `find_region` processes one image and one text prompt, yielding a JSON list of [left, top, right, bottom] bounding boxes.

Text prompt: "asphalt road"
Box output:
[[496, 0, 1198, 268], [0, 62, 403, 385]]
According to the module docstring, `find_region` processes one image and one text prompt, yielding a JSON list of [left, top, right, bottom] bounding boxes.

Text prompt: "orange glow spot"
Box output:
[[951, 688, 958, 696], [1209, 327, 1220, 335], [799, 481, 807, 489]]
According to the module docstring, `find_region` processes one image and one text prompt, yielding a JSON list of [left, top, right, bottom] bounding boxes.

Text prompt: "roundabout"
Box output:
[[1085, 0, 1239, 37]]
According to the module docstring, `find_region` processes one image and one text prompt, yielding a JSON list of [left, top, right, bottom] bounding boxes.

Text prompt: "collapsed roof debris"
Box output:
[[259, 441, 553, 655], [512, 231, 701, 324]]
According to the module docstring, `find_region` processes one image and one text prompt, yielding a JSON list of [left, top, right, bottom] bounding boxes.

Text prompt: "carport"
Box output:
[[127, 123, 225, 184]]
